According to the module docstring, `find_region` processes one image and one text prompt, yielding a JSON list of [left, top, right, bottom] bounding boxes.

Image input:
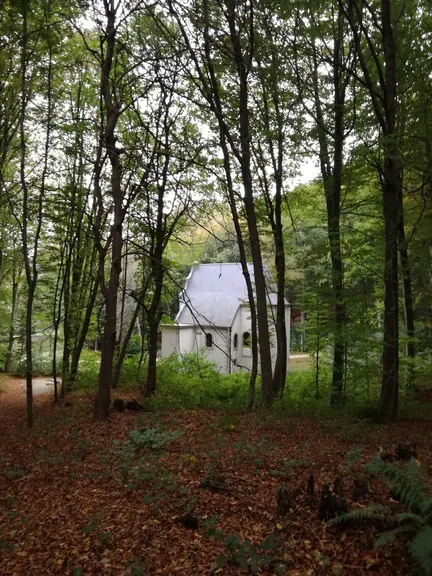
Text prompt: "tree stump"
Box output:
[[396, 441, 417, 461], [307, 474, 315, 498], [351, 474, 371, 501], [112, 398, 125, 412], [318, 482, 347, 521], [276, 485, 293, 517], [125, 399, 144, 411]]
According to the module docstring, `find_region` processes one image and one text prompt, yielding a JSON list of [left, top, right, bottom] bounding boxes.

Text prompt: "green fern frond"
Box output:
[[421, 499, 432, 516], [366, 458, 427, 513], [329, 504, 391, 525], [396, 512, 424, 525], [409, 525, 432, 576], [374, 525, 414, 549]]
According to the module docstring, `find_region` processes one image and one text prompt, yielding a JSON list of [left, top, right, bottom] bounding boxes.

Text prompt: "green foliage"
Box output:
[[3, 467, 28, 479], [331, 458, 432, 575], [81, 510, 105, 534], [365, 458, 429, 514], [129, 427, 183, 451], [148, 353, 251, 410], [210, 531, 285, 574], [346, 446, 362, 468], [330, 503, 392, 525]]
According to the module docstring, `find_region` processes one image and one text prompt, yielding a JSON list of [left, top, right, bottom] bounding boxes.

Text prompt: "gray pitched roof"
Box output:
[[175, 263, 287, 328]]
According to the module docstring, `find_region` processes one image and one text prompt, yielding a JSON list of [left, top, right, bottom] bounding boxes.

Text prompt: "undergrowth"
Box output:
[[331, 458, 432, 575], [36, 349, 432, 418]]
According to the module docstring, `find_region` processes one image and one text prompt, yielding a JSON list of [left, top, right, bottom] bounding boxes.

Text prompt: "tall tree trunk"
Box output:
[[19, 0, 33, 427], [271, 188, 287, 396], [220, 132, 258, 409], [379, 158, 399, 417], [397, 188, 415, 387], [112, 300, 140, 388], [309, 21, 347, 406], [328, 127, 345, 406], [145, 236, 164, 395], [113, 235, 129, 389], [227, 2, 273, 405], [306, 23, 346, 406], [94, 2, 123, 419], [378, 0, 399, 418], [4, 256, 20, 373], [146, 314, 159, 396], [69, 276, 99, 380]]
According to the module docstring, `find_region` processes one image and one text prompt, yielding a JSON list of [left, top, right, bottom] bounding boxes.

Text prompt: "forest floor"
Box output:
[[0, 376, 431, 575]]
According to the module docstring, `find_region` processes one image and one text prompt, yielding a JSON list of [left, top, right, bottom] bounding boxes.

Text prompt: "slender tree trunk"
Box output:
[[4, 258, 20, 373], [95, 198, 122, 418], [113, 236, 129, 389], [25, 283, 35, 426], [52, 258, 64, 403], [146, 315, 159, 395], [112, 300, 140, 388], [19, 1, 33, 427], [397, 189, 415, 387], [145, 239, 164, 395], [68, 266, 99, 382], [315, 295, 320, 400], [328, 133, 345, 406], [220, 132, 258, 409], [378, 0, 399, 419], [94, 3, 123, 419], [272, 205, 287, 396], [310, 24, 346, 406], [233, 51, 273, 405]]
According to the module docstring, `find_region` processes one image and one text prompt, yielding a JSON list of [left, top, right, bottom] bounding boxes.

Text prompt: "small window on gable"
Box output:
[[233, 333, 238, 349], [243, 331, 251, 348], [206, 333, 213, 348]]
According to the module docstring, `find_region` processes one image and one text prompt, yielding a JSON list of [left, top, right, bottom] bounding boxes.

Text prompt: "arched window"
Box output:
[[243, 331, 251, 348], [233, 333, 238, 349], [205, 333, 213, 348]]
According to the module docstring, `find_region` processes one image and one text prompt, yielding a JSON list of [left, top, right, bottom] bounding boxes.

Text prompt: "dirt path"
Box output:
[[1, 376, 56, 398], [0, 376, 55, 432]]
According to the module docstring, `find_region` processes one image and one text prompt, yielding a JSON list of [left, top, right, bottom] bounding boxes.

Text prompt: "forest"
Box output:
[[0, 0, 431, 574]]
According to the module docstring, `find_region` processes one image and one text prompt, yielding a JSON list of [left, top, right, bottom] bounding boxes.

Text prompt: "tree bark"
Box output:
[[397, 186, 415, 387], [308, 17, 347, 406], [4, 254, 20, 373], [220, 132, 258, 410], [94, 1, 123, 419], [112, 300, 140, 388], [226, 0, 273, 405], [378, 0, 399, 419]]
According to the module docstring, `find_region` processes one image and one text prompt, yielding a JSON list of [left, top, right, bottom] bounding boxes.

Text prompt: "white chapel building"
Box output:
[[161, 263, 290, 374]]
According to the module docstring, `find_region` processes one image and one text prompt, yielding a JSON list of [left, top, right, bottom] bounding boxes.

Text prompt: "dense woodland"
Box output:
[[0, 1, 432, 573]]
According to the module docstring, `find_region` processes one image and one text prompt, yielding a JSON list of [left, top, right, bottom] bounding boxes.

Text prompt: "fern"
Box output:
[[333, 457, 432, 575], [330, 504, 391, 525], [409, 526, 432, 576], [365, 458, 427, 513], [374, 525, 414, 548]]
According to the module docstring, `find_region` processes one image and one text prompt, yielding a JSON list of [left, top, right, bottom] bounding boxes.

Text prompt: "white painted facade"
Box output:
[[160, 263, 290, 375]]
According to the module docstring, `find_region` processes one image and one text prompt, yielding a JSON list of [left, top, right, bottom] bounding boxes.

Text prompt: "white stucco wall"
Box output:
[[161, 325, 178, 357], [229, 304, 290, 373], [161, 303, 291, 376], [196, 327, 230, 372], [161, 325, 231, 373]]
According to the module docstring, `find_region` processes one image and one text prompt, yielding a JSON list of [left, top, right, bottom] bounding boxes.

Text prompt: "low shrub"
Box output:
[[147, 352, 251, 410]]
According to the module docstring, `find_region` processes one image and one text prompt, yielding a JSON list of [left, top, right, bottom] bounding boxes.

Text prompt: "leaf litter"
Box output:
[[0, 377, 431, 575]]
